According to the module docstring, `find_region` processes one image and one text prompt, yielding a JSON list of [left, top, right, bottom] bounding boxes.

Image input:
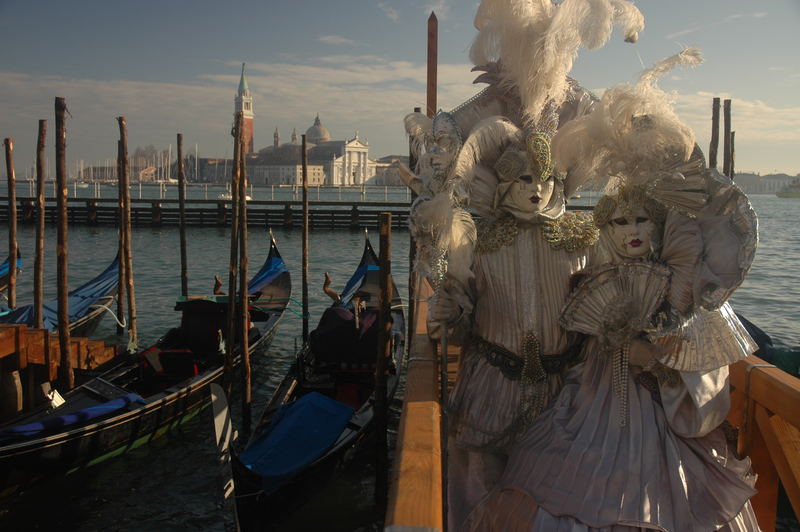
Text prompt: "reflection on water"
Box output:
[[0, 192, 796, 530]]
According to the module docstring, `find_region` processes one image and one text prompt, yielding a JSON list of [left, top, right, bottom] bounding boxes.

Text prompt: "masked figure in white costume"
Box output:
[[468, 49, 761, 532], [429, 113, 601, 530]]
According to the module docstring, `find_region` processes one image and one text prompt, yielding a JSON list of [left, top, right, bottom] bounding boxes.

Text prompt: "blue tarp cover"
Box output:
[[0, 392, 144, 443], [0, 256, 22, 277], [0, 255, 119, 331], [247, 254, 287, 295], [239, 391, 354, 493]]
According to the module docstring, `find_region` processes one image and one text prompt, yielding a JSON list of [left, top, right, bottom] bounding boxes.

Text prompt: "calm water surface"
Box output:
[[0, 192, 796, 531]]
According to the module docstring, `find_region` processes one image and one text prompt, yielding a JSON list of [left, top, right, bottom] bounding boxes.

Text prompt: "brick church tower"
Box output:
[[234, 63, 254, 154]]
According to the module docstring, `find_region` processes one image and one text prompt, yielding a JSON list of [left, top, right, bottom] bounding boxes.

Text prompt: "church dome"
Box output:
[[305, 114, 331, 144]]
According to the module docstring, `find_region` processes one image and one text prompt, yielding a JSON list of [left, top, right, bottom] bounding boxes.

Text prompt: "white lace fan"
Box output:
[[560, 262, 671, 344], [648, 302, 757, 371]]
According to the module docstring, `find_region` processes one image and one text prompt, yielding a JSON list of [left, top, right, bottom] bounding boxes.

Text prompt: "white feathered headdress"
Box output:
[[552, 47, 704, 197], [470, 0, 644, 126]]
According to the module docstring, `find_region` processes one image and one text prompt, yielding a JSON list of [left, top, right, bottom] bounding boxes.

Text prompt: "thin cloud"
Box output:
[[319, 35, 360, 46], [0, 55, 477, 168], [665, 12, 767, 41], [378, 2, 400, 22]]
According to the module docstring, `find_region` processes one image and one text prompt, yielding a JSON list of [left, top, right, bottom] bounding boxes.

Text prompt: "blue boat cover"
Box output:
[[0, 255, 22, 277], [0, 255, 119, 331], [239, 392, 354, 493], [247, 253, 287, 295], [0, 392, 144, 443]]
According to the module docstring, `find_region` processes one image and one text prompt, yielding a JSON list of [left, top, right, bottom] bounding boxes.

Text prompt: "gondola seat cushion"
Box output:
[[158, 349, 198, 380], [239, 391, 354, 494]]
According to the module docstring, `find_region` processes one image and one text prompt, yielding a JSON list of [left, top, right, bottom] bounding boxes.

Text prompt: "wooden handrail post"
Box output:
[[4, 137, 18, 309], [375, 212, 392, 509], [55, 97, 72, 389], [34, 121, 46, 329]]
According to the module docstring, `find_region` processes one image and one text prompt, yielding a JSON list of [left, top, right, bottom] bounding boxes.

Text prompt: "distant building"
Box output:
[[729, 172, 798, 194], [241, 115, 379, 186]]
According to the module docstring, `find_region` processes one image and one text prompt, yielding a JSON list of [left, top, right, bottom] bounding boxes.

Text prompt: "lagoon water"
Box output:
[[0, 189, 796, 531]]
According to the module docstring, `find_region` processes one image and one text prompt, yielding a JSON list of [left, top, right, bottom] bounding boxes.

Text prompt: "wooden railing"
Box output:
[[728, 354, 800, 531], [385, 276, 445, 532], [386, 280, 800, 532]]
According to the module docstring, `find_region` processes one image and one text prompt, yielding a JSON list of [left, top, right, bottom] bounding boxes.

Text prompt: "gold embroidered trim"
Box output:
[[475, 215, 519, 254], [541, 211, 599, 251]]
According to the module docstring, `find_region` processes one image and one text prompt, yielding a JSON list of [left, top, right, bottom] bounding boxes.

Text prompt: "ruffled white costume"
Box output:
[[467, 48, 761, 532]]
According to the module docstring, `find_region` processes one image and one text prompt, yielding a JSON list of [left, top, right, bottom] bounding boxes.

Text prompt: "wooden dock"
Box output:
[[0, 324, 118, 421], [386, 277, 800, 532], [0, 197, 411, 229]]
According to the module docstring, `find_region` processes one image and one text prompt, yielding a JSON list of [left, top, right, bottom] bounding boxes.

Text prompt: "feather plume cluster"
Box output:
[[470, 0, 644, 125], [552, 47, 704, 197]]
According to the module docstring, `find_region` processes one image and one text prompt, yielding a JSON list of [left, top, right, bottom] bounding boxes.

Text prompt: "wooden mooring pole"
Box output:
[[408, 106, 421, 354], [55, 97, 72, 389], [177, 134, 189, 297], [4, 138, 18, 310], [225, 113, 242, 395], [116, 139, 127, 337], [709, 97, 720, 169], [375, 212, 392, 509], [723, 99, 732, 178], [117, 117, 137, 352], [730, 131, 736, 181], [239, 129, 251, 436], [34, 121, 46, 329], [426, 12, 438, 118], [302, 134, 309, 343]]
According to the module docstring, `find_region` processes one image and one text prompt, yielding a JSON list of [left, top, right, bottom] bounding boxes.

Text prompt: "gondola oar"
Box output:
[[210, 383, 241, 532]]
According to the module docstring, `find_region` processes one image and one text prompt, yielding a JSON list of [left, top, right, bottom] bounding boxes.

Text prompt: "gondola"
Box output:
[[0, 251, 22, 296], [214, 235, 405, 531], [0, 253, 118, 338], [0, 235, 291, 496]]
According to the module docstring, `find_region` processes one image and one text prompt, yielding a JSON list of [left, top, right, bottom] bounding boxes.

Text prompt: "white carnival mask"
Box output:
[[607, 206, 656, 258]]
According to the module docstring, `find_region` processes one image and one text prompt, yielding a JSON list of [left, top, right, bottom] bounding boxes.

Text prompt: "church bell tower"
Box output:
[[234, 63, 254, 155]]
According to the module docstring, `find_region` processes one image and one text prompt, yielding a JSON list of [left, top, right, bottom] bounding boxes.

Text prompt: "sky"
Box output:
[[0, 0, 798, 177]]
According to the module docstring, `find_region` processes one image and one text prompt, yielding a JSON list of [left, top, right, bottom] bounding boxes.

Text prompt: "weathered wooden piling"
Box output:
[[730, 131, 736, 181], [55, 97, 72, 389], [225, 113, 243, 394], [723, 99, 732, 178], [375, 212, 392, 508], [177, 134, 189, 297], [34, 121, 46, 329], [238, 128, 252, 436], [117, 117, 137, 352], [302, 134, 309, 343], [709, 97, 720, 169], [427, 12, 438, 118], [4, 138, 18, 309], [116, 140, 127, 337], [408, 106, 421, 349]]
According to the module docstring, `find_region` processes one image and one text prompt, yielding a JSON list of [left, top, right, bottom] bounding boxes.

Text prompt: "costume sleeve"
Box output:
[[426, 274, 475, 343], [659, 366, 730, 438]]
